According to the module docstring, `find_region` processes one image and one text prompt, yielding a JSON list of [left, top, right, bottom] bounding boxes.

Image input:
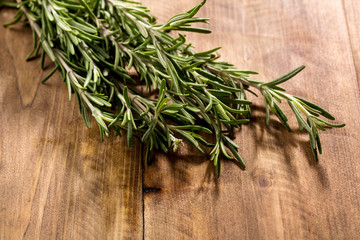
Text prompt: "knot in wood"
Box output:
[[258, 175, 271, 188]]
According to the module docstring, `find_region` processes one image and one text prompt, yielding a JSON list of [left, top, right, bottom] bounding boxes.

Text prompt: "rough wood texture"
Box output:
[[1, 0, 360, 239], [0, 10, 143, 240], [142, 0, 360, 239], [343, 0, 360, 85]]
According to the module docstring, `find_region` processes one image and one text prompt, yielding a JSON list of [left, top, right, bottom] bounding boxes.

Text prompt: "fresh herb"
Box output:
[[2, 0, 344, 176]]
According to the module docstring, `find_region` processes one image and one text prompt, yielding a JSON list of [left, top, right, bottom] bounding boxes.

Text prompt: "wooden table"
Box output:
[[1, 0, 359, 239]]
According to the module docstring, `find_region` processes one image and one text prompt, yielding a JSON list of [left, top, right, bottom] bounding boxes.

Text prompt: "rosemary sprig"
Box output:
[[2, 0, 344, 176]]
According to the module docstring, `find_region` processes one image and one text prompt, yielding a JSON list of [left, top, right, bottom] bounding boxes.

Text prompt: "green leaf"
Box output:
[[222, 136, 239, 150], [273, 102, 290, 130], [142, 120, 157, 142], [316, 134, 322, 155], [171, 125, 212, 134], [78, 0, 97, 20], [208, 89, 231, 97], [81, 105, 91, 128], [230, 70, 258, 75], [66, 72, 72, 101], [0, 1, 18, 8], [145, 143, 151, 165], [196, 69, 224, 83], [123, 86, 131, 107], [204, 79, 242, 92], [220, 141, 233, 159], [226, 141, 246, 169], [194, 47, 221, 57], [264, 99, 270, 125], [175, 130, 206, 156], [185, 105, 201, 113], [3, 9, 23, 27], [295, 96, 335, 120], [288, 100, 311, 132], [172, 26, 211, 34], [42, 40, 56, 62], [220, 119, 250, 125], [114, 42, 120, 70], [186, 0, 206, 18], [136, 22, 149, 38], [41, 65, 59, 83], [84, 63, 93, 87], [312, 116, 346, 128], [162, 109, 179, 115], [127, 122, 133, 147], [158, 79, 166, 103], [93, 111, 109, 133], [85, 92, 112, 107], [264, 65, 305, 87], [218, 97, 252, 105], [53, 1, 85, 10]]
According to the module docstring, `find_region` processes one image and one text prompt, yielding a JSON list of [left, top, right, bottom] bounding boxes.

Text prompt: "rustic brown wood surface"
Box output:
[[0, 0, 359, 239]]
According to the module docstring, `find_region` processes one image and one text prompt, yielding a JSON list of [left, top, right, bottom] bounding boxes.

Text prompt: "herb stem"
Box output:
[[7, 0, 344, 175], [206, 65, 262, 90]]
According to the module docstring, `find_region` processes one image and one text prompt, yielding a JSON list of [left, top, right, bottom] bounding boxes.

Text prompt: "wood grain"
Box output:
[[1, 0, 360, 239], [141, 0, 360, 239], [0, 10, 143, 240], [343, 0, 360, 85]]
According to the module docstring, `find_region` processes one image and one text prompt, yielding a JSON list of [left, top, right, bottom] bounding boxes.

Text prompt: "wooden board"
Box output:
[[1, 0, 360, 239], [343, 0, 360, 83], [141, 0, 360, 239], [0, 9, 143, 240]]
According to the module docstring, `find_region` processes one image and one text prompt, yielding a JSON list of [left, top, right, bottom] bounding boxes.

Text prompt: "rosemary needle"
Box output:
[[2, 0, 345, 176]]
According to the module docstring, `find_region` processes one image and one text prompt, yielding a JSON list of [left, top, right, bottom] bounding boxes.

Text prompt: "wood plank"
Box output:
[[0, 10, 143, 239], [343, 0, 360, 85], [142, 0, 360, 239]]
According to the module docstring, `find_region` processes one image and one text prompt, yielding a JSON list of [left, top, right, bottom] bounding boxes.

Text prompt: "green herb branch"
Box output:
[[2, 0, 344, 176]]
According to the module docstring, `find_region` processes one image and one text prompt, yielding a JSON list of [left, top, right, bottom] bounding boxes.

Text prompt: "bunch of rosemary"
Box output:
[[2, 0, 344, 175]]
